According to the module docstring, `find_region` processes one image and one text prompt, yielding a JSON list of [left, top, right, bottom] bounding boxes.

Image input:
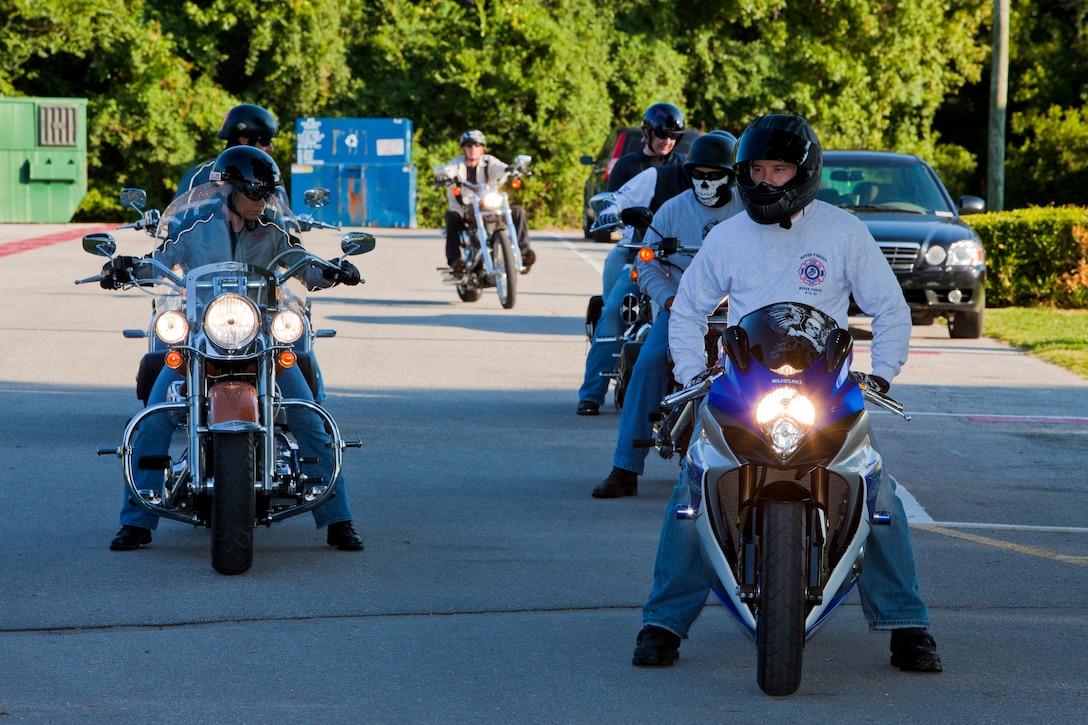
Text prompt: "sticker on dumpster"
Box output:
[[296, 118, 326, 165], [345, 133, 359, 149], [376, 138, 405, 157]]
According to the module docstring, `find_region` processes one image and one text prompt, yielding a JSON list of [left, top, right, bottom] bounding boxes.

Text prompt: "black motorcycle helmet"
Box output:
[[641, 102, 686, 145], [210, 146, 283, 200], [218, 103, 280, 147], [734, 115, 822, 228], [683, 131, 738, 207]]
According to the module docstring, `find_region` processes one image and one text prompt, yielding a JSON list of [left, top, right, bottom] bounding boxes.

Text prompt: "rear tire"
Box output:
[[756, 499, 807, 696], [493, 229, 517, 309], [211, 431, 256, 575]]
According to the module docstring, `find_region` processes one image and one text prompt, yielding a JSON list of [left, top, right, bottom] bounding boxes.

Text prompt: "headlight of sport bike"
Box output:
[[154, 310, 188, 345], [271, 309, 305, 344], [481, 191, 504, 210], [756, 387, 816, 458], [203, 293, 259, 349]]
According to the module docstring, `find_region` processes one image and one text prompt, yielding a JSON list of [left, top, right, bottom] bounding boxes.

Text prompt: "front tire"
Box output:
[[211, 431, 256, 575], [756, 499, 807, 696], [492, 229, 517, 309]]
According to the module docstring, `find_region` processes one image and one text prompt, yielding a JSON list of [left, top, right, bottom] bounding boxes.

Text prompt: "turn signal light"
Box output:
[[638, 247, 656, 263], [165, 350, 184, 369], [629, 267, 639, 281], [278, 350, 297, 368], [452, 186, 461, 197], [511, 179, 522, 190]]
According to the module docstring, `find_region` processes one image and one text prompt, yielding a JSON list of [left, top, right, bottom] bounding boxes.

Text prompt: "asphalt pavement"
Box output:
[[1, 222, 1085, 723]]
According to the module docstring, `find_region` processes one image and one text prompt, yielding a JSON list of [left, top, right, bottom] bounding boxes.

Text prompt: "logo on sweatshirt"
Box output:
[[798, 256, 826, 287]]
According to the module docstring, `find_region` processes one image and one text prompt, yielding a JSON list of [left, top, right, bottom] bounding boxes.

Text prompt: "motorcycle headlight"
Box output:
[[203, 293, 259, 349], [756, 387, 816, 458], [271, 309, 305, 344], [154, 310, 188, 345], [481, 191, 504, 210]]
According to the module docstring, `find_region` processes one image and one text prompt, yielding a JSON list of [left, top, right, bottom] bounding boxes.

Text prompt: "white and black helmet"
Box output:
[[734, 115, 822, 227], [683, 131, 737, 208]]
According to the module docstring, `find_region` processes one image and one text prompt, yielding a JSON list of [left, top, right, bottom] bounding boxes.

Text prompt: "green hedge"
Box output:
[[970, 207, 1088, 308]]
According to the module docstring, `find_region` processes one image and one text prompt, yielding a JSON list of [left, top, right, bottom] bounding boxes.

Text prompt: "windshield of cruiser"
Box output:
[[152, 181, 305, 275], [739, 302, 840, 373]]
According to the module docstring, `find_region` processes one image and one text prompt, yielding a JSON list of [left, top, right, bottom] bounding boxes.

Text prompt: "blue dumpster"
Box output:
[[291, 117, 416, 228]]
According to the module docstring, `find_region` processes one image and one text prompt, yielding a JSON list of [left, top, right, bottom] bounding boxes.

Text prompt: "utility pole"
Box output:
[[988, 0, 1010, 211]]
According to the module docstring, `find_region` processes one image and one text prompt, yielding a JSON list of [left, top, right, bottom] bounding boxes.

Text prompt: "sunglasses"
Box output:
[[461, 141, 484, 148], [246, 135, 274, 147], [239, 187, 272, 202], [652, 129, 683, 141], [689, 169, 731, 181]]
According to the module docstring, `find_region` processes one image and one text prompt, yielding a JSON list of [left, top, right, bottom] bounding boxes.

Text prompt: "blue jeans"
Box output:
[[578, 273, 639, 406], [120, 364, 353, 530], [612, 311, 670, 475], [642, 430, 930, 638], [601, 243, 632, 298]]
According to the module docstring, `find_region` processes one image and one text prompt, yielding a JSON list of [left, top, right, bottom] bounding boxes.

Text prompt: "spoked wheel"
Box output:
[[210, 431, 256, 575], [756, 499, 808, 696], [492, 230, 517, 309]]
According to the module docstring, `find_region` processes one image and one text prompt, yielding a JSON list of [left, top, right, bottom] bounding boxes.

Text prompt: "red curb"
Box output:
[[0, 224, 117, 258]]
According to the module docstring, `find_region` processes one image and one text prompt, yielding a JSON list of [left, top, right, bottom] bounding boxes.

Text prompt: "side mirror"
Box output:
[[513, 154, 532, 171], [83, 232, 117, 257], [580, 155, 593, 166], [120, 188, 147, 211], [341, 232, 376, 256], [957, 195, 986, 215], [722, 326, 750, 372], [824, 327, 854, 373], [620, 206, 654, 231], [304, 188, 332, 209]]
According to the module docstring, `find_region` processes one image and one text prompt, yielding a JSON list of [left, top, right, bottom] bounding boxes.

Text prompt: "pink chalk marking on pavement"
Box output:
[[0, 225, 116, 259]]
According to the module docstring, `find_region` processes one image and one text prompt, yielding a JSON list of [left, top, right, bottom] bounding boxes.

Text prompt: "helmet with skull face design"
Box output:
[[682, 131, 738, 208]]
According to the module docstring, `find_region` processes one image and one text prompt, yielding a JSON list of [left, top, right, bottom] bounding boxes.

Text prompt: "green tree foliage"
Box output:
[[3, 0, 1073, 223]]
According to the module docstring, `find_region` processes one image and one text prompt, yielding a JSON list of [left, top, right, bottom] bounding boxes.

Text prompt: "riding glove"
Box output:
[[323, 259, 361, 286], [849, 371, 890, 394], [99, 256, 138, 289]]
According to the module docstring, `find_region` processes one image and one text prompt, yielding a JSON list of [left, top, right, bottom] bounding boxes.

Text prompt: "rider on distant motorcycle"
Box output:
[[103, 146, 366, 554], [590, 131, 743, 497], [443, 129, 535, 277], [607, 102, 688, 192], [576, 103, 693, 417]]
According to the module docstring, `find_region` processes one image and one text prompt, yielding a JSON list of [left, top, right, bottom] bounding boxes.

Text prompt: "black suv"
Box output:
[[820, 151, 987, 338], [579, 126, 698, 241]]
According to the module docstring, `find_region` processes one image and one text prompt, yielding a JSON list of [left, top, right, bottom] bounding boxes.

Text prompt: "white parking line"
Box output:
[[562, 239, 604, 274]]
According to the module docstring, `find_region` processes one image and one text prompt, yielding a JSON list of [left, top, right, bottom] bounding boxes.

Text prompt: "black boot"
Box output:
[[632, 625, 680, 666], [890, 628, 943, 672], [110, 525, 152, 551], [327, 521, 364, 551], [592, 467, 637, 498]]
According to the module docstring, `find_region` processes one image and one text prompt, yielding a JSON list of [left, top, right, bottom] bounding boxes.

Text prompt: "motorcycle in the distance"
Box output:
[[434, 155, 532, 309], [666, 301, 910, 695], [76, 184, 376, 575]]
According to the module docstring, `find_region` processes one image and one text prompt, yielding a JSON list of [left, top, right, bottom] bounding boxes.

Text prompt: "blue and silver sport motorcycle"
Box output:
[[670, 301, 908, 695]]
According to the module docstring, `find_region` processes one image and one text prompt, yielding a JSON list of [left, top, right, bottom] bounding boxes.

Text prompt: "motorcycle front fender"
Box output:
[[207, 380, 260, 432]]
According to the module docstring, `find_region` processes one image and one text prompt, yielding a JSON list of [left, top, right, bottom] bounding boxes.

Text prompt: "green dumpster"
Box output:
[[0, 97, 88, 222]]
